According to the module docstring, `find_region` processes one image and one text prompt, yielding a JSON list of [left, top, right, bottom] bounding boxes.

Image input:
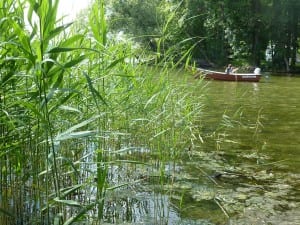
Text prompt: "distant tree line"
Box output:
[[107, 0, 300, 72]]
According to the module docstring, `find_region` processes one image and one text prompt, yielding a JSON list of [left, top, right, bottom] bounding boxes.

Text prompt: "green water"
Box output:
[[202, 75, 300, 171], [177, 75, 300, 224], [123, 74, 300, 225]]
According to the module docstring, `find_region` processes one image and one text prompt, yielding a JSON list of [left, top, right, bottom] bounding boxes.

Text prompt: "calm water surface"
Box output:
[[203, 75, 300, 169], [184, 75, 300, 224]]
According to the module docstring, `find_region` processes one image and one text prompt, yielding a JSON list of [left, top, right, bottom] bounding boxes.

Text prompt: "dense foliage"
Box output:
[[108, 0, 300, 71], [0, 0, 204, 224]]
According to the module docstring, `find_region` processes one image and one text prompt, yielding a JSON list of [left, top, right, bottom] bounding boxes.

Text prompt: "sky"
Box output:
[[57, 0, 91, 22]]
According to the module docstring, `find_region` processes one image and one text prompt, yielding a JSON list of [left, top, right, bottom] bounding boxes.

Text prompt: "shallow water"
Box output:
[[99, 74, 300, 225], [202, 75, 300, 171], [179, 75, 300, 224], [100, 74, 300, 225]]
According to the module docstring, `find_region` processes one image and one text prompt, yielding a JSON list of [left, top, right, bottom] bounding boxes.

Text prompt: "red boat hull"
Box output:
[[197, 69, 261, 82]]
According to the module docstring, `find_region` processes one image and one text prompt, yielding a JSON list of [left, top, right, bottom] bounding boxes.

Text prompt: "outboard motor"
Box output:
[[254, 67, 261, 75]]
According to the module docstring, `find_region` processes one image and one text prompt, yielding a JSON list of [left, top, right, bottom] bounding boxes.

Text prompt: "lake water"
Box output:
[[179, 75, 300, 224], [202, 75, 300, 171], [115, 74, 300, 225]]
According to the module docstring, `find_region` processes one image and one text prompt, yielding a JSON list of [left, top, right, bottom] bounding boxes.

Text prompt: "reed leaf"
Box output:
[[9, 19, 35, 62], [63, 201, 98, 225], [63, 55, 87, 68], [144, 92, 160, 109], [44, 22, 73, 43], [53, 197, 81, 207], [89, 0, 107, 46], [39, 168, 52, 177], [59, 184, 83, 198], [15, 101, 47, 123], [55, 115, 101, 141], [49, 90, 80, 114], [58, 105, 82, 114], [105, 56, 126, 71], [56, 130, 97, 141], [47, 47, 88, 54], [60, 34, 85, 47], [83, 71, 107, 108]]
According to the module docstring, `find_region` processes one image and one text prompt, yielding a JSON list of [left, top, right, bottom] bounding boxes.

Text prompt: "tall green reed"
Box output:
[[1, 0, 93, 223], [1, 0, 206, 224], [88, 0, 109, 220]]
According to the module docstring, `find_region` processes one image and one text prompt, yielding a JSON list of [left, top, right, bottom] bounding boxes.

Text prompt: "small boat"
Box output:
[[195, 68, 261, 82]]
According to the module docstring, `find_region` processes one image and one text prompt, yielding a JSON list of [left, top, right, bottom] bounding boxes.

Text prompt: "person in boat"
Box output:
[[225, 64, 237, 74], [225, 64, 232, 74]]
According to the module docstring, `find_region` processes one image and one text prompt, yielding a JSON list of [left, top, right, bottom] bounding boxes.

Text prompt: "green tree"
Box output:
[[107, 0, 300, 71], [269, 0, 300, 71], [108, 0, 162, 43]]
